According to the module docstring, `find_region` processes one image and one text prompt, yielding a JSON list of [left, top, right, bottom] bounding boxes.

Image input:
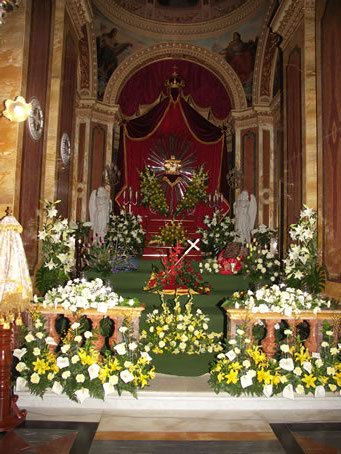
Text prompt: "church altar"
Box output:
[[114, 72, 230, 257]]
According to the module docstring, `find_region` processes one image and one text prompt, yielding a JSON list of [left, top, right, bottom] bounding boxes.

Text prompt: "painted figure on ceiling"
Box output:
[[219, 31, 257, 103], [97, 26, 133, 99]]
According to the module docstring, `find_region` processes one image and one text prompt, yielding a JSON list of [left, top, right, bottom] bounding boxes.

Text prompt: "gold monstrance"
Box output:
[[164, 155, 182, 175]]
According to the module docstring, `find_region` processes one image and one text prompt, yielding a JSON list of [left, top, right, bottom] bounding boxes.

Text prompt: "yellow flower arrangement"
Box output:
[[14, 312, 155, 401], [209, 322, 341, 398]]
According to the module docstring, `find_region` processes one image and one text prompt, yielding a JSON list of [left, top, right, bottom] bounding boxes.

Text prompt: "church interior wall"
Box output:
[[55, 12, 79, 220], [0, 0, 340, 299], [317, 0, 341, 298], [18, 0, 53, 273], [0, 0, 27, 218]]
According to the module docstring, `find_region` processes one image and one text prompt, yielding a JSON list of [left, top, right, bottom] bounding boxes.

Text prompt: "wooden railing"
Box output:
[[224, 308, 341, 357], [31, 306, 145, 351]]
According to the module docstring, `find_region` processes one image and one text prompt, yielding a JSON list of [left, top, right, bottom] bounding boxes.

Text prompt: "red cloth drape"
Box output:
[[117, 59, 232, 120], [116, 94, 229, 224]]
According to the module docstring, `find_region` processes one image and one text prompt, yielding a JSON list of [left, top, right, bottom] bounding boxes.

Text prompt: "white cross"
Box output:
[[175, 238, 200, 266]]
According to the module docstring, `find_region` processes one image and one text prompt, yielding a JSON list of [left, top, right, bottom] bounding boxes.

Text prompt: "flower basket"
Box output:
[[152, 352, 215, 377]]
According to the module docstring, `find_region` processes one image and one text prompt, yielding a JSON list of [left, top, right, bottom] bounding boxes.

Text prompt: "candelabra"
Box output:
[[208, 191, 224, 210], [122, 187, 138, 214]]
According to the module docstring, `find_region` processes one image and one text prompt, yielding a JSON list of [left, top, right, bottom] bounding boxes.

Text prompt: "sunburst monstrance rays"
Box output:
[[147, 134, 197, 212]]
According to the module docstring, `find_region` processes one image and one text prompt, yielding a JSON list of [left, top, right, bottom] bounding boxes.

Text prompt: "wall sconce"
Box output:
[[0, 0, 22, 26], [1, 96, 32, 122]]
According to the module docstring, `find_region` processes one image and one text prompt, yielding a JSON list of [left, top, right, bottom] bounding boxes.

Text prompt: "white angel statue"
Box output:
[[233, 190, 257, 244], [89, 187, 112, 243]]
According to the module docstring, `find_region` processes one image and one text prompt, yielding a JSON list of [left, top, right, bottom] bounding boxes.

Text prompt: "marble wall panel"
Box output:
[[19, 0, 53, 271], [285, 47, 302, 232], [87, 123, 107, 216], [321, 0, 341, 283], [56, 17, 78, 219], [241, 128, 258, 197], [0, 3, 26, 217]]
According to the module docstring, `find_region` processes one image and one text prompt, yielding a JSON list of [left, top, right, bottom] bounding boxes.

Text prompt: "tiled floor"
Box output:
[[1, 413, 341, 453], [5, 374, 341, 453]]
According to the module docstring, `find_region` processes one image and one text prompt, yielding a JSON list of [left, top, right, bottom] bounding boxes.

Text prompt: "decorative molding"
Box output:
[[93, 0, 263, 39], [103, 43, 247, 111], [231, 108, 258, 129], [259, 33, 281, 99], [66, 0, 93, 39], [79, 25, 90, 93], [303, 0, 316, 15], [252, 0, 278, 104], [78, 22, 97, 98], [271, 0, 304, 49], [76, 98, 120, 123], [88, 22, 98, 98]]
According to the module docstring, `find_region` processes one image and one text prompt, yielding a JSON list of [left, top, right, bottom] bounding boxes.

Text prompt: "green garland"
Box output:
[[140, 165, 208, 217], [174, 166, 208, 216], [140, 167, 168, 215]]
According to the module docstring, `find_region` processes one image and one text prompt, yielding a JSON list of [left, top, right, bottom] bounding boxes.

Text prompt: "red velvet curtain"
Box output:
[[116, 94, 228, 221], [117, 59, 232, 121]]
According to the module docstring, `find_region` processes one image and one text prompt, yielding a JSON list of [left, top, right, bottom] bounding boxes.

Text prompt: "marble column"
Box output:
[[0, 2, 28, 217]]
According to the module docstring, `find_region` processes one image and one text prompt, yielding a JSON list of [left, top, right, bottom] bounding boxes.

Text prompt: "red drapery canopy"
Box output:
[[116, 91, 229, 226], [117, 59, 232, 121]]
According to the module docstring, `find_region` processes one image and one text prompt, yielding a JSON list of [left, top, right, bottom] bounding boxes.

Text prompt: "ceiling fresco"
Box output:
[[93, 0, 269, 103], [106, 0, 249, 23]]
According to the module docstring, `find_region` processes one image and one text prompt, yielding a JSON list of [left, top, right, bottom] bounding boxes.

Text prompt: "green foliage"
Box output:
[[35, 266, 68, 295], [85, 242, 113, 274], [140, 167, 169, 215], [174, 166, 208, 216]]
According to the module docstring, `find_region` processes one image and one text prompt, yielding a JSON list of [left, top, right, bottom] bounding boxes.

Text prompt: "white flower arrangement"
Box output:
[[243, 238, 281, 284], [283, 206, 325, 294], [199, 258, 220, 274], [140, 295, 223, 355], [197, 210, 239, 256], [251, 224, 277, 246], [38, 200, 75, 274], [106, 211, 145, 256], [35, 278, 140, 314], [224, 284, 332, 316]]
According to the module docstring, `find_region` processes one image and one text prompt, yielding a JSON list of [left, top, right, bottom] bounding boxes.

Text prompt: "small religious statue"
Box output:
[[233, 190, 257, 243], [89, 186, 112, 243]]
